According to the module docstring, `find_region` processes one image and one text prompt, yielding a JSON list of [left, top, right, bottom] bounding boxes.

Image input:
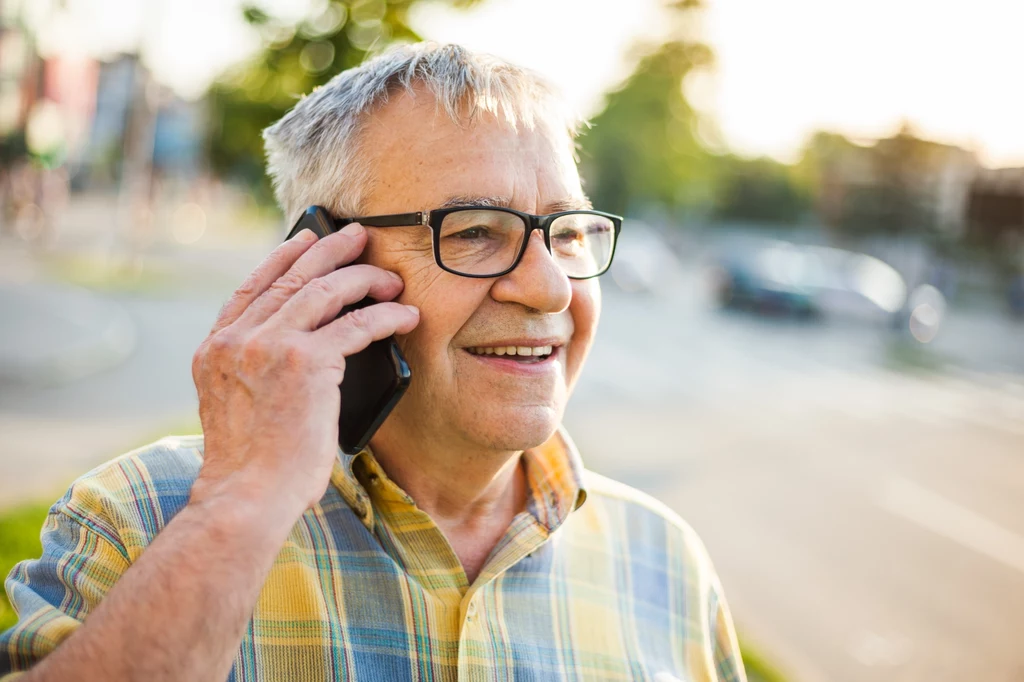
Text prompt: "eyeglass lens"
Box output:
[[437, 209, 615, 277]]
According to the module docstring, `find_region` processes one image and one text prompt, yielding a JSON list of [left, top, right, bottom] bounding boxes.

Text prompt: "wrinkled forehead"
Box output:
[[357, 90, 585, 214]]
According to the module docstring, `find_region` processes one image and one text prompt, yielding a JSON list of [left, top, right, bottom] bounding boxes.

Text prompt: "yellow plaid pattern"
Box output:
[[2, 430, 746, 681]]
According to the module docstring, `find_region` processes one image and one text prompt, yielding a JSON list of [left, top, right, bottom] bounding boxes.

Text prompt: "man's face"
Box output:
[[357, 91, 601, 453]]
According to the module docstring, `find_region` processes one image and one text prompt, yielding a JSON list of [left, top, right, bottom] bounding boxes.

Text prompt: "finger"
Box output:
[[312, 301, 420, 358], [273, 264, 406, 331], [211, 228, 318, 334], [239, 223, 368, 328]]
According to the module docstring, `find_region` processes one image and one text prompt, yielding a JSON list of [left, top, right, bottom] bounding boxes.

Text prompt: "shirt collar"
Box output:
[[328, 425, 588, 534], [520, 426, 588, 532], [329, 449, 375, 530]]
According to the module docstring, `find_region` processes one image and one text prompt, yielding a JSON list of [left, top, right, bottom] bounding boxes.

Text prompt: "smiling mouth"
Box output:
[[465, 345, 555, 363]]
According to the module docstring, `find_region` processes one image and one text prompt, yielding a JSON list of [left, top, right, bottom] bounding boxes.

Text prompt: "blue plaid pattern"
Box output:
[[2, 430, 746, 681]]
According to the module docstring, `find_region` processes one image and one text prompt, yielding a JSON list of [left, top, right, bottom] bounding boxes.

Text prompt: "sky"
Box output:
[[23, 0, 1024, 167]]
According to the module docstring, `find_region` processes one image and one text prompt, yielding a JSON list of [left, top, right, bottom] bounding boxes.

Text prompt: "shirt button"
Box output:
[[467, 601, 477, 619]]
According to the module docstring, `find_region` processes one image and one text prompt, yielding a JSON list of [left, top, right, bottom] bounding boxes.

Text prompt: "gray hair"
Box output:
[[263, 42, 583, 223]]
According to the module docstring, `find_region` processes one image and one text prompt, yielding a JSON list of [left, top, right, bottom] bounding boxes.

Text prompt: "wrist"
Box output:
[[188, 470, 312, 542]]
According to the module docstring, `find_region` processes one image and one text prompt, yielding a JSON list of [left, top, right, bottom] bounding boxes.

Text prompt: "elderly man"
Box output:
[[1, 44, 746, 682]]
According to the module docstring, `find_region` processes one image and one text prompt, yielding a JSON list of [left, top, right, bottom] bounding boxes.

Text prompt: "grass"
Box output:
[[39, 252, 242, 297], [0, 501, 51, 631], [41, 253, 180, 294], [883, 336, 950, 373], [742, 640, 790, 682], [0, 414, 203, 631]]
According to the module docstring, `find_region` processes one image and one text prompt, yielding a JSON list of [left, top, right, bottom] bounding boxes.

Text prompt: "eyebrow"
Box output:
[[439, 195, 594, 213]]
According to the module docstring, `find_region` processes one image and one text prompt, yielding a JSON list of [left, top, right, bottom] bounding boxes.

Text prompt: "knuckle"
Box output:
[[193, 330, 242, 382], [240, 333, 311, 372], [206, 331, 239, 358], [340, 311, 375, 349], [240, 335, 272, 364], [343, 306, 374, 330], [232, 279, 259, 302], [278, 338, 312, 370], [269, 270, 308, 297], [304, 276, 334, 298]]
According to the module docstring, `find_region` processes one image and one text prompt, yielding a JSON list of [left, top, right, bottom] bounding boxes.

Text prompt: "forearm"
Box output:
[[22, 486, 302, 682]]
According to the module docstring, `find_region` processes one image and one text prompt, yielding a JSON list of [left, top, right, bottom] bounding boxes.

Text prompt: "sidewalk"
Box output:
[[0, 196, 273, 505], [0, 233, 140, 386], [0, 279, 136, 387], [0, 192, 279, 387]]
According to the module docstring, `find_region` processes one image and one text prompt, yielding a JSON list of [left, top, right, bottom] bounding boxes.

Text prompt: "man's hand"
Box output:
[[190, 222, 420, 514], [17, 223, 419, 682]]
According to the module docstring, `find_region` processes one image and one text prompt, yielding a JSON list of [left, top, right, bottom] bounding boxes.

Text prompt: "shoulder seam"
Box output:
[[53, 504, 131, 564], [581, 469, 695, 534]]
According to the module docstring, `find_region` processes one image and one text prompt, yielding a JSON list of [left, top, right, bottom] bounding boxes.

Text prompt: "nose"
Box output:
[[490, 230, 572, 313]]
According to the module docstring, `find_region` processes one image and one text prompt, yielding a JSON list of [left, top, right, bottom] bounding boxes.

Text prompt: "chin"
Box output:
[[466, 403, 562, 452]]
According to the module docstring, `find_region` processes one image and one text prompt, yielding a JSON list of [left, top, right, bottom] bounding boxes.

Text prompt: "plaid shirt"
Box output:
[[2, 430, 746, 681]]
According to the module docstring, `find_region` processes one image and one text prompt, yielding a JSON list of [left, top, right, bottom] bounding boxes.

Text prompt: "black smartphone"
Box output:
[[285, 206, 412, 455]]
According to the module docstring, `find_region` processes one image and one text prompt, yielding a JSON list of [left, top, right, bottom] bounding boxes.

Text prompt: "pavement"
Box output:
[[0, 218, 275, 503], [564, 282, 1024, 682], [0, 281, 136, 387]]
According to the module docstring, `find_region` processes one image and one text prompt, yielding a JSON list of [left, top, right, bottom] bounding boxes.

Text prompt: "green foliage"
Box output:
[[208, 0, 479, 204], [578, 35, 714, 217], [575, 2, 817, 226], [710, 154, 810, 223], [740, 639, 790, 682], [0, 131, 28, 167], [0, 502, 50, 632]]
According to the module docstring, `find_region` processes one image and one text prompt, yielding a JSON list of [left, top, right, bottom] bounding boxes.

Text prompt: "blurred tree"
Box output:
[[207, 0, 479, 202], [794, 131, 862, 232], [577, 0, 714, 217], [710, 154, 809, 224]]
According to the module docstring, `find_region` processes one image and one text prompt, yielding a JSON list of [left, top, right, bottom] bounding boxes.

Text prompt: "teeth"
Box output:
[[468, 345, 554, 357]]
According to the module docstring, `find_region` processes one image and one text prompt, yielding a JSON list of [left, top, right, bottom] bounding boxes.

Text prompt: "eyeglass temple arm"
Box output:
[[333, 212, 426, 229]]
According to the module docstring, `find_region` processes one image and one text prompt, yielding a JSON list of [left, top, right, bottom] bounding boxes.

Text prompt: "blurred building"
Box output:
[[80, 54, 206, 189], [966, 167, 1024, 247], [0, 0, 39, 155], [813, 126, 980, 238], [1, 2, 101, 168]]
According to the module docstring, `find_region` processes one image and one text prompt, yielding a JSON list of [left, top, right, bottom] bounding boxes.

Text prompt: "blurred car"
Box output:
[[708, 240, 908, 323], [1009, 274, 1024, 318], [609, 220, 684, 294]]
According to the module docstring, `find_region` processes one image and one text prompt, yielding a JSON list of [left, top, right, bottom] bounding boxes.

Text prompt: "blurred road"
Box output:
[[2, 229, 1023, 682], [0, 236, 271, 504], [567, 280, 1024, 682]]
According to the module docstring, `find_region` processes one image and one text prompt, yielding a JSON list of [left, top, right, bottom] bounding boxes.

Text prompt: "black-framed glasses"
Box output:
[[334, 206, 622, 280]]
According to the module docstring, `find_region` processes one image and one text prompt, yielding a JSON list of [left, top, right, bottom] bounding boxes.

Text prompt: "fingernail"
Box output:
[[341, 222, 364, 236], [296, 228, 317, 242], [404, 305, 419, 315]]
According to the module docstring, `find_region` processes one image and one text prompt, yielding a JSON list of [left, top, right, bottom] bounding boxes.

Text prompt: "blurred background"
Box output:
[[1, 0, 1022, 680]]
